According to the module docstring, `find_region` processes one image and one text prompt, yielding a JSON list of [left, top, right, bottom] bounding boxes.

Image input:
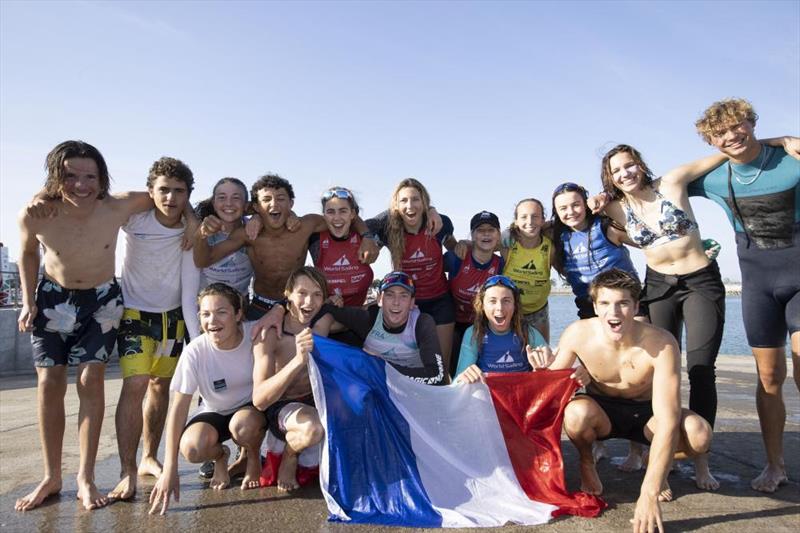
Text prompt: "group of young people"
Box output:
[[13, 98, 799, 532]]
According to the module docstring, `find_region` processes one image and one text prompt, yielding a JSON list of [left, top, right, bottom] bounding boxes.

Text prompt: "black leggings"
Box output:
[[643, 261, 725, 428]]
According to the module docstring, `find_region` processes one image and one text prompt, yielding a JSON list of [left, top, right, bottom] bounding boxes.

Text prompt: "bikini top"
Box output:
[[621, 190, 698, 249]]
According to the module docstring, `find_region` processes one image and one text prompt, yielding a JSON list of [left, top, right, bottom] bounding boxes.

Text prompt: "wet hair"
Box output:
[[695, 98, 758, 144], [44, 140, 111, 200], [387, 178, 431, 269], [194, 177, 249, 220], [600, 144, 655, 200], [508, 198, 545, 244], [471, 282, 526, 354], [320, 186, 360, 215], [197, 282, 244, 317], [251, 173, 294, 203], [284, 266, 329, 300], [589, 268, 642, 303], [147, 156, 194, 195]]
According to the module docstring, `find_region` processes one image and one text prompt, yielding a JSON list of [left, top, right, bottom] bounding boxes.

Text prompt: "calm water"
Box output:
[[549, 295, 752, 356]]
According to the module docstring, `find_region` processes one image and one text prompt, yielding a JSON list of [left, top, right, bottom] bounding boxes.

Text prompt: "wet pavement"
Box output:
[[1, 356, 798, 532]]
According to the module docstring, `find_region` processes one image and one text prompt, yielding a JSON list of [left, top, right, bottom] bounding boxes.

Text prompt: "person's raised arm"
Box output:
[[113, 190, 155, 218], [194, 226, 247, 268], [17, 210, 42, 332], [661, 152, 728, 188], [252, 329, 313, 410], [762, 136, 800, 160], [148, 391, 192, 515], [631, 340, 681, 533]]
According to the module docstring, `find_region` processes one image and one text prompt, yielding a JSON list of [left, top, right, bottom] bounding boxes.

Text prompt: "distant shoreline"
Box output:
[[549, 287, 743, 296]]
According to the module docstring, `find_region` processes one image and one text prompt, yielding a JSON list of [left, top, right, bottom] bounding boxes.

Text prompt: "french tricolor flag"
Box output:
[[308, 336, 605, 528]]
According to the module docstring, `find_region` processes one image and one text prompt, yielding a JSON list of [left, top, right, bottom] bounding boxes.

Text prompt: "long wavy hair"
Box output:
[[600, 144, 655, 200], [44, 140, 111, 200], [387, 178, 431, 269], [470, 283, 526, 356]]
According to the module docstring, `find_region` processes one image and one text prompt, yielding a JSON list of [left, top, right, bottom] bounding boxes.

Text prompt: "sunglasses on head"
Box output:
[[483, 275, 519, 292], [322, 188, 353, 202], [553, 182, 588, 198], [380, 272, 415, 292]]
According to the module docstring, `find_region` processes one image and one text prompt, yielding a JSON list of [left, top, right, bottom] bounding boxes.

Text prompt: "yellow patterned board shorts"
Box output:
[[117, 307, 187, 378]]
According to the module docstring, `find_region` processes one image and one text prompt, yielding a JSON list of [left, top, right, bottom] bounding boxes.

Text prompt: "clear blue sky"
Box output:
[[2, 0, 799, 280]]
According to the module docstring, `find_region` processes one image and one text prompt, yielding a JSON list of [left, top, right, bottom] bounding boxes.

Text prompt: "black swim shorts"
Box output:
[[586, 393, 653, 445], [265, 395, 316, 441], [31, 277, 123, 367]]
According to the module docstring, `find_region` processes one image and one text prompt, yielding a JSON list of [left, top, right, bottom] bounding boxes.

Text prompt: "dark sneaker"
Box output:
[[199, 460, 214, 480]]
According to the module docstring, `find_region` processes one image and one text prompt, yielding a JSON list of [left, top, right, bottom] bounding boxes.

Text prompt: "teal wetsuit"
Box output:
[[689, 144, 800, 347]]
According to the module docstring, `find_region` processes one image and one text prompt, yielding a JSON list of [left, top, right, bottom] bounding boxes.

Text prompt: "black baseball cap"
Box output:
[[470, 211, 500, 231]]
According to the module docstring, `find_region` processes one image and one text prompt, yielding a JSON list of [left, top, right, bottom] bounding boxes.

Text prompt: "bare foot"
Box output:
[[210, 445, 230, 490], [228, 447, 248, 479], [618, 442, 645, 472], [277, 450, 300, 492], [76, 479, 109, 510], [107, 471, 136, 501], [658, 479, 673, 502], [592, 441, 608, 463], [751, 463, 788, 493], [15, 477, 62, 511], [579, 459, 603, 495], [240, 449, 262, 490], [137, 456, 163, 478], [693, 454, 719, 491]]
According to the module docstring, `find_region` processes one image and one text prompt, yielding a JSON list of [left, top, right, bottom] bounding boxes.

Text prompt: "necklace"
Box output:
[[729, 144, 769, 186]]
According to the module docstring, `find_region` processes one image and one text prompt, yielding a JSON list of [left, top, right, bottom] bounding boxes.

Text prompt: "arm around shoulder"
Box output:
[[661, 152, 727, 188]]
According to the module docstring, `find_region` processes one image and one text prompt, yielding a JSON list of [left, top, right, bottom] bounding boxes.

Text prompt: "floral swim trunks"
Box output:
[[31, 277, 124, 367]]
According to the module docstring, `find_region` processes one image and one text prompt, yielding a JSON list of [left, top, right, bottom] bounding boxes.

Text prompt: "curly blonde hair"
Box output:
[[695, 98, 758, 143]]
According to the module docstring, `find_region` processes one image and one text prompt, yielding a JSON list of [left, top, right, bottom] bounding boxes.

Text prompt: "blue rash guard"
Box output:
[[455, 325, 546, 375]]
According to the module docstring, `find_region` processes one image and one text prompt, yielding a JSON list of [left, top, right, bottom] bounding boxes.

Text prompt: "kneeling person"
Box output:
[[150, 284, 265, 515], [252, 267, 333, 492], [530, 269, 713, 533]]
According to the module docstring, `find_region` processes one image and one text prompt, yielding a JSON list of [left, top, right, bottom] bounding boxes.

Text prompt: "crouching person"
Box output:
[[150, 283, 265, 515], [253, 267, 333, 492], [529, 269, 713, 533]]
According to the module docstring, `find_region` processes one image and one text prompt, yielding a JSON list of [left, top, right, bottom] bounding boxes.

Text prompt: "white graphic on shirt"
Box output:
[[333, 255, 351, 267], [497, 351, 515, 363], [573, 243, 588, 255]]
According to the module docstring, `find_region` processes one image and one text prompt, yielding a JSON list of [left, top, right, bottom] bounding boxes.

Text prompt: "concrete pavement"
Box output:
[[0, 356, 798, 532]]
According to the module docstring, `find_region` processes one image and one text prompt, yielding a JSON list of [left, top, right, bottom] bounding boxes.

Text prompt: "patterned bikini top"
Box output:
[[621, 190, 699, 249]]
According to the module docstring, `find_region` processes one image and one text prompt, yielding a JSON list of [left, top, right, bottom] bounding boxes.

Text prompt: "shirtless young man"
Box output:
[[261, 271, 446, 385], [15, 140, 154, 511], [690, 99, 800, 492], [109, 157, 197, 501], [252, 267, 333, 491], [195, 174, 378, 319], [530, 269, 713, 533]]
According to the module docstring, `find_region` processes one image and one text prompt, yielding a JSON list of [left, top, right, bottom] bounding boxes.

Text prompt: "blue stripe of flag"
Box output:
[[312, 336, 442, 527]]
